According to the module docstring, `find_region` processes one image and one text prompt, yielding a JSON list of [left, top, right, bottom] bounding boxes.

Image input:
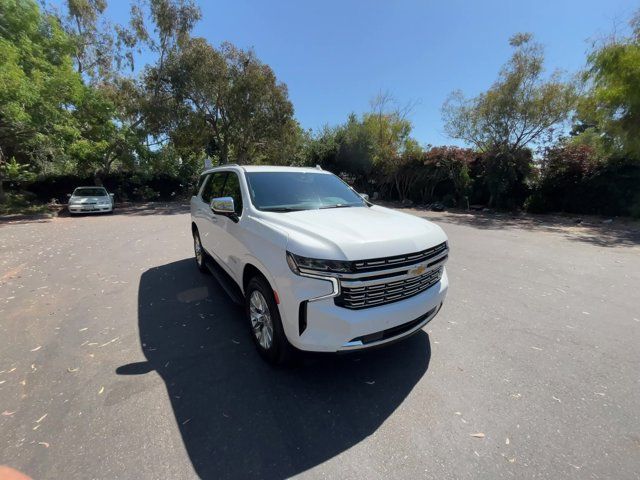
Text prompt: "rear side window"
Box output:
[[200, 172, 227, 203], [221, 172, 244, 216]]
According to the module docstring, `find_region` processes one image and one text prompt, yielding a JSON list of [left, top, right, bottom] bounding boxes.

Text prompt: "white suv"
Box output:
[[190, 165, 449, 363]]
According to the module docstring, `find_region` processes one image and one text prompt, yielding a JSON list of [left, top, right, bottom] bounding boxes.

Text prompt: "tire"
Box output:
[[245, 275, 292, 365], [193, 229, 209, 274]]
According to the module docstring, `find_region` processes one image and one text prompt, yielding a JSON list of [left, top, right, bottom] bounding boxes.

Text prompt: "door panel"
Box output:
[[217, 172, 247, 283], [198, 172, 227, 258]]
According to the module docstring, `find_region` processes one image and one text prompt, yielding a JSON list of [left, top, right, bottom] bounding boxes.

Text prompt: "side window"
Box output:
[[200, 172, 227, 203], [221, 172, 244, 216]]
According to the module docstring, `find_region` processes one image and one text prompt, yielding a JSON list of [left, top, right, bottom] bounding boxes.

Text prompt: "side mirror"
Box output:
[[210, 196, 235, 215], [360, 193, 370, 202], [67, 193, 72, 198], [109, 193, 115, 200]]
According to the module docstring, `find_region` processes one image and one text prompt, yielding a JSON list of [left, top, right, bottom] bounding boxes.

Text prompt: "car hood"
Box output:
[[257, 205, 447, 260], [70, 196, 108, 204]]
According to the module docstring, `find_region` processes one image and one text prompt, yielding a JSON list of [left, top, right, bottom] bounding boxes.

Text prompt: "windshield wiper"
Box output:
[[318, 204, 355, 209], [261, 207, 306, 212]]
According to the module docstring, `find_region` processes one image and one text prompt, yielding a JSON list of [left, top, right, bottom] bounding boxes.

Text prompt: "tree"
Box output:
[[363, 92, 420, 200], [0, 0, 84, 199], [442, 33, 574, 206], [442, 33, 576, 153], [421, 146, 474, 206], [50, 0, 202, 176], [577, 11, 640, 159], [151, 38, 298, 165]]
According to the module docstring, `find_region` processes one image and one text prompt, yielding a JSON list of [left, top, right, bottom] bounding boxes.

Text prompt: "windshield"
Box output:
[[245, 171, 366, 211], [73, 187, 107, 197]]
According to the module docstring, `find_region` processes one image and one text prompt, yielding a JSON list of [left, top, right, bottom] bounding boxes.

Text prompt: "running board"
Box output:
[[204, 257, 244, 306]]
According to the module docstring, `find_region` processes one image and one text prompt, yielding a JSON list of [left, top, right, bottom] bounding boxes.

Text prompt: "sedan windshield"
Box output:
[[245, 172, 366, 211], [73, 188, 107, 197]]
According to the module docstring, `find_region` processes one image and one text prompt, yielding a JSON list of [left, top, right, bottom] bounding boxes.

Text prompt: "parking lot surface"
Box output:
[[1, 205, 639, 479]]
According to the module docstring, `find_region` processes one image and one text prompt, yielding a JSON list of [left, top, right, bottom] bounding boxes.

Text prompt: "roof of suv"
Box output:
[[202, 165, 331, 175]]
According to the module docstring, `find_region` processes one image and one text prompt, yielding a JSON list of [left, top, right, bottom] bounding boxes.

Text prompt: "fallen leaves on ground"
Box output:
[[470, 432, 485, 438], [98, 337, 119, 348]]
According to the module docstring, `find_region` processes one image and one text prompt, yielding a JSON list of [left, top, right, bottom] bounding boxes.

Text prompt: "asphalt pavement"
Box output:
[[1, 204, 639, 479]]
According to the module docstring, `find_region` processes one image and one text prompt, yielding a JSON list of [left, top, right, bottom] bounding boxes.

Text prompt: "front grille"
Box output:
[[335, 266, 443, 310], [352, 242, 447, 272]]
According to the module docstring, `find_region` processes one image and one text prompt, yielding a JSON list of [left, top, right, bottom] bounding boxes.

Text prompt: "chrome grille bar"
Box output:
[[336, 266, 443, 310]]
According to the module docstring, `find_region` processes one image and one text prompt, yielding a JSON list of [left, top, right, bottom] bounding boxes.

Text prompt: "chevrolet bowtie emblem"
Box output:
[[410, 264, 427, 277]]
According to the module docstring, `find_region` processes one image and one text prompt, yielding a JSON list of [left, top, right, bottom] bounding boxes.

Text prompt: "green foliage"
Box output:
[[1, 1, 638, 219], [577, 15, 640, 159], [0, 191, 52, 215], [443, 34, 576, 153], [527, 143, 640, 216], [1, 157, 36, 182], [145, 37, 298, 165], [420, 146, 474, 206], [0, 0, 84, 170]]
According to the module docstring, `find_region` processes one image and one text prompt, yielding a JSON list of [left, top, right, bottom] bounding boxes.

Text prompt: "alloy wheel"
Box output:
[[249, 290, 274, 349], [194, 234, 203, 266]]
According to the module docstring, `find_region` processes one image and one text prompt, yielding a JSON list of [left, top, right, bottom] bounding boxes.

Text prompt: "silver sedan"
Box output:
[[67, 186, 114, 214]]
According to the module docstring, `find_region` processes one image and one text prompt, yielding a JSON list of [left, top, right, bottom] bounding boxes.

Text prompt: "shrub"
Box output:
[[536, 144, 640, 216], [474, 149, 533, 209], [524, 192, 551, 213], [12, 172, 195, 204], [630, 194, 640, 219]]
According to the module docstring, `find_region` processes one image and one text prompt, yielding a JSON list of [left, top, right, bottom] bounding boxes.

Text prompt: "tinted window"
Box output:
[[221, 172, 243, 216], [73, 188, 107, 197], [200, 172, 227, 203], [245, 172, 365, 211]]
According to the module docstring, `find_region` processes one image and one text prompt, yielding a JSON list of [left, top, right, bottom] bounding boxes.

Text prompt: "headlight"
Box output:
[[286, 252, 352, 274], [97, 199, 110, 205]]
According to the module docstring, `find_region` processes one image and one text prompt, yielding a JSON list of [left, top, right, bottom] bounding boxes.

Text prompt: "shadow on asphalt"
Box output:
[[60, 202, 190, 217], [116, 258, 430, 480], [0, 202, 189, 224]]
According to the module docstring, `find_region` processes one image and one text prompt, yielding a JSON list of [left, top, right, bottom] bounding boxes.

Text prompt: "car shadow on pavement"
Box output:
[[117, 258, 431, 480]]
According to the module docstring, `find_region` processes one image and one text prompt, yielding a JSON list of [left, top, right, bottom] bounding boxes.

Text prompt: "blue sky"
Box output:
[[107, 0, 637, 146]]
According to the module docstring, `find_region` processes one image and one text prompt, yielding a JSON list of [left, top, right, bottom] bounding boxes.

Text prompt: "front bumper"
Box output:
[[277, 268, 448, 352], [68, 204, 113, 213]]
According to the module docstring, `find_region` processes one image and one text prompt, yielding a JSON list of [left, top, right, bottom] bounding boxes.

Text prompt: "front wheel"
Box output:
[[245, 276, 292, 364], [193, 229, 208, 274]]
